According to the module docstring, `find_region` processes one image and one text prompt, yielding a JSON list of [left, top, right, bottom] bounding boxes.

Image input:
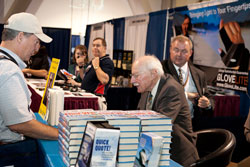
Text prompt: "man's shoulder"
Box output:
[[0, 60, 22, 82], [101, 55, 113, 62], [100, 55, 114, 67], [188, 61, 205, 76], [0, 58, 20, 72], [161, 59, 173, 73], [160, 74, 183, 89]]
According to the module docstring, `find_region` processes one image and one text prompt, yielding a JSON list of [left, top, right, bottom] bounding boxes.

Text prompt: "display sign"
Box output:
[[39, 58, 60, 119]]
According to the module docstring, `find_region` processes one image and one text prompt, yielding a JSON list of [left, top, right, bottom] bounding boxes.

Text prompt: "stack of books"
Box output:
[[58, 109, 105, 166], [58, 109, 172, 167], [125, 110, 172, 167], [96, 111, 141, 167]]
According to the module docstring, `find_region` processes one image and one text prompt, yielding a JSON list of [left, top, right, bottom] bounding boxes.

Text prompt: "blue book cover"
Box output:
[[134, 132, 164, 167]]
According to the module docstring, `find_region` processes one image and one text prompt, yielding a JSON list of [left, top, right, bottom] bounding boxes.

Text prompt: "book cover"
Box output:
[[60, 69, 76, 79], [134, 132, 164, 167], [76, 121, 100, 167], [39, 58, 60, 119], [90, 128, 120, 167]]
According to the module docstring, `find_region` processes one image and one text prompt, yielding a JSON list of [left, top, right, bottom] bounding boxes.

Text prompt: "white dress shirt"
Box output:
[[173, 62, 198, 118]]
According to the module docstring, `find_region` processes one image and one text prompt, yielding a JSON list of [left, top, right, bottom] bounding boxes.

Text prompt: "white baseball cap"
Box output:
[[4, 12, 52, 43]]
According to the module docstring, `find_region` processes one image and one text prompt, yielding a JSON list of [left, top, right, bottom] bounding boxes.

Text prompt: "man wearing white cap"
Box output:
[[0, 12, 58, 145]]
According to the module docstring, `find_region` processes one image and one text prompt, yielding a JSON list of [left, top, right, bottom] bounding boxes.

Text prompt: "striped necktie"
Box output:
[[178, 68, 184, 85], [146, 92, 153, 110]]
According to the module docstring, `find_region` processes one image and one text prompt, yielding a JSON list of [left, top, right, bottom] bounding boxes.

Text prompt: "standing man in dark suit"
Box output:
[[162, 35, 214, 130], [131, 55, 199, 166]]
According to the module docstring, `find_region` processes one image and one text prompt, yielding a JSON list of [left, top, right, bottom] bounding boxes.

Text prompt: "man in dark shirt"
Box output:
[[81, 37, 114, 96]]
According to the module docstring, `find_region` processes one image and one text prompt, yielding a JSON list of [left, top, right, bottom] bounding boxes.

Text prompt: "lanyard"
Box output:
[[0, 49, 18, 66]]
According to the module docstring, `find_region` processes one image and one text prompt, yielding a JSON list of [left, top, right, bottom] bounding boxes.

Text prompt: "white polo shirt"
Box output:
[[0, 46, 35, 143]]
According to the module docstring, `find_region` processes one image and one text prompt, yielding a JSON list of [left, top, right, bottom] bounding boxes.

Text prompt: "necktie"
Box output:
[[178, 68, 183, 85], [146, 92, 153, 110]]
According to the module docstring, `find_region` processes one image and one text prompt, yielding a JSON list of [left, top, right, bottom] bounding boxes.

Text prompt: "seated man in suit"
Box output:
[[131, 55, 199, 166], [162, 35, 214, 130]]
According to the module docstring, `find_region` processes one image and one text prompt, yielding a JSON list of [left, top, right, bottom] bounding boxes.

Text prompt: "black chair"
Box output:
[[190, 128, 236, 167]]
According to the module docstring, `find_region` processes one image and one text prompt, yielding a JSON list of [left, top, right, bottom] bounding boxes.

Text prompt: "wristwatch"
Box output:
[[94, 66, 99, 70]]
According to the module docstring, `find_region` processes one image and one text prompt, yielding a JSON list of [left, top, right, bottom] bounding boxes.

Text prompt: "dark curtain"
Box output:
[[113, 18, 125, 50], [145, 10, 167, 61], [84, 25, 91, 50], [42, 27, 71, 70], [0, 24, 3, 43]]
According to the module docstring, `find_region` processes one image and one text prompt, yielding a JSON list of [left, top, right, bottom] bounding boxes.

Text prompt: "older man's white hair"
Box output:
[[135, 55, 164, 77]]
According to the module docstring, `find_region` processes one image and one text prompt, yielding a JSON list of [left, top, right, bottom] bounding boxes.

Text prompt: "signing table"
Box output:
[[36, 113, 65, 167], [27, 79, 99, 112]]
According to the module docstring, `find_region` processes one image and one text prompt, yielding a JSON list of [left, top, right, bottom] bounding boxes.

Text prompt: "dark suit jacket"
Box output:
[[137, 74, 199, 166], [161, 59, 214, 117]]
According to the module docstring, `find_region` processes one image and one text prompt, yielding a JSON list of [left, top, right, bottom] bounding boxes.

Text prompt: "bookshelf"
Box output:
[[112, 50, 133, 87]]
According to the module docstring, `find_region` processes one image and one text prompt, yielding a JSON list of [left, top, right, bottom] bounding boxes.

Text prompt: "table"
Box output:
[[36, 113, 65, 167], [28, 81, 99, 112]]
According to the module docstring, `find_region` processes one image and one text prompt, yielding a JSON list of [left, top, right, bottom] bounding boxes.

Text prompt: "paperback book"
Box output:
[[76, 121, 120, 167], [134, 132, 164, 167]]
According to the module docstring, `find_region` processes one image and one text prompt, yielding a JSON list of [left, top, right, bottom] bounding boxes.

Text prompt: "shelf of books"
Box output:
[[111, 50, 133, 87], [58, 109, 172, 167]]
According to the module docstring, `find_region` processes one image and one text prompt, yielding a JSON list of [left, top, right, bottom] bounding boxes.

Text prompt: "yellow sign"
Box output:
[[38, 58, 60, 119]]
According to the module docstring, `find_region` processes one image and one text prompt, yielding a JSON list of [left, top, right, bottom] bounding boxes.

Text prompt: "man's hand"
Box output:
[[198, 96, 211, 108], [91, 57, 109, 85], [92, 57, 100, 69]]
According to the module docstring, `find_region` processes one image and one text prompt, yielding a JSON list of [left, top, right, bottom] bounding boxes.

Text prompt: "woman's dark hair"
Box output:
[[72, 45, 88, 64]]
